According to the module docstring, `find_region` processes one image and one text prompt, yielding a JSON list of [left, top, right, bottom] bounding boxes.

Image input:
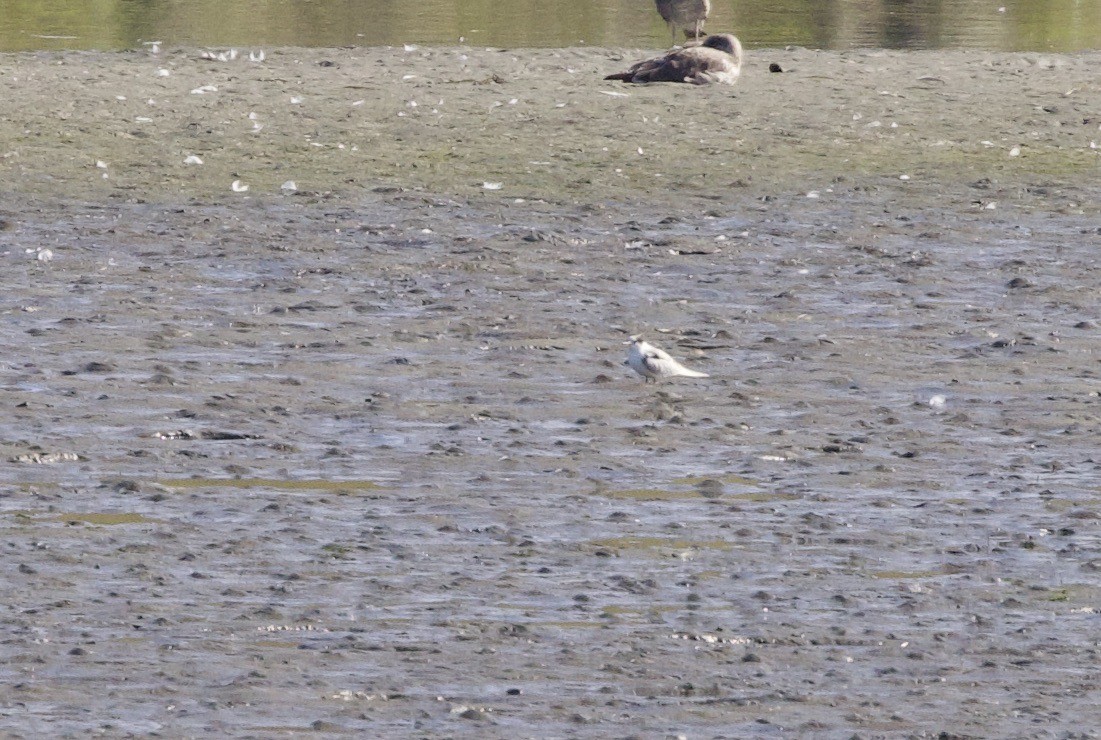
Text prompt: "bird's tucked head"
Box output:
[[701, 33, 742, 61]]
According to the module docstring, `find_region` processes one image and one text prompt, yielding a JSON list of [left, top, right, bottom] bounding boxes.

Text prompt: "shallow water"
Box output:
[[4, 187, 1101, 736], [1, 0, 1099, 51], [2, 45, 1101, 736]]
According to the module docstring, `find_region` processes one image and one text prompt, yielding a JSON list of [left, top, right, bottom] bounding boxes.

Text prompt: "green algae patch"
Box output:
[[590, 536, 734, 552], [594, 472, 775, 501], [6, 511, 157, 526], [1040, 584, 1101, 604], [869, 569, 945, 580], [537, 620, 612, 630], [671, 473, 760, 487], [600, 604, 681, 618], [728, 491, 802, 502], [47, 512, 159, 525], [158, 478, 381, 493], [1042, 498, 1099, 513], [595, 487, 701, 501]]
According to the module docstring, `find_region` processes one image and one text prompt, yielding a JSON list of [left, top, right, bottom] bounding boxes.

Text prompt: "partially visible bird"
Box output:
[[626, 336, 710, 383], [604, 33, 743, 86], [656, 0, 711, 47]]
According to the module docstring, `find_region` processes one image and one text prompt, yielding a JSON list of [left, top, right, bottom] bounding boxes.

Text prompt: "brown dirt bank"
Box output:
[[1, 46, 1101, 738], [2, 45, 1101, 207]]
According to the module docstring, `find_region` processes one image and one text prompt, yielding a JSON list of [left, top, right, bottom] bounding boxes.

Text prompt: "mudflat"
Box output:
[[2, 44, 1100, 736]]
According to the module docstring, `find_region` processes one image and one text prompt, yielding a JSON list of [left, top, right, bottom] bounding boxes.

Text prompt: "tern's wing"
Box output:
[[642, 347, 678, 376], [645, 346, 709, 378]]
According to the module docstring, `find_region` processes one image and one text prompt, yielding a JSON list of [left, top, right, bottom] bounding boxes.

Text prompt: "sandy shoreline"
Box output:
[[2, 46, 1101, 736], [2, 45, 1101, 206]]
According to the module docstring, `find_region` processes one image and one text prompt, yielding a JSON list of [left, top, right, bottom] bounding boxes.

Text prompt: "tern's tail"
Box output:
[[675, 367, 709, 379]]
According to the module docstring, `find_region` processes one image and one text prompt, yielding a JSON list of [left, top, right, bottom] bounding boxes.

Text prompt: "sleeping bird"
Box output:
[[605, 33, 743, 86]]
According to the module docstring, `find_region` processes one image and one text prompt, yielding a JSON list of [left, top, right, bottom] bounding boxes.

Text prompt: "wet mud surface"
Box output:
[[2, 45, 1101, 737]]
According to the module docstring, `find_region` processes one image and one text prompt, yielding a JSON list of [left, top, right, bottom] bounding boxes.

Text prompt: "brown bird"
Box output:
[[604, 33, 743, 85], [656, 0, 711, 47]]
